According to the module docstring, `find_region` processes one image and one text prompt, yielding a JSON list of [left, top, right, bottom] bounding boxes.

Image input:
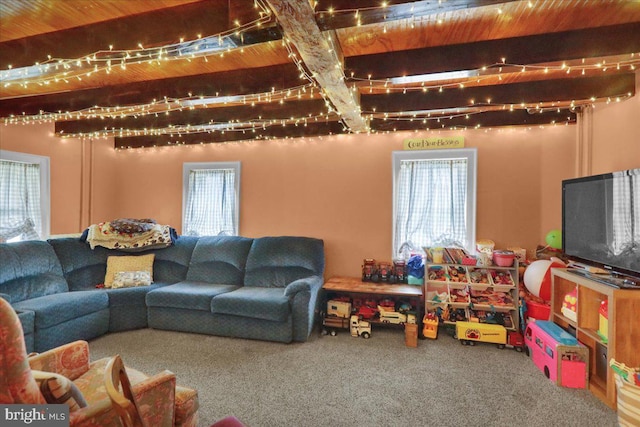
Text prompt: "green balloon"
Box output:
[[545, 229, 562, 249]]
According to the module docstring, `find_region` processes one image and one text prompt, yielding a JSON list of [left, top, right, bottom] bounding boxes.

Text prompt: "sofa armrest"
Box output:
[[132, 370, 177, 427], [28, 340, 91, 380], [284, 276, 324, 342], [284, 276, 323, 297]]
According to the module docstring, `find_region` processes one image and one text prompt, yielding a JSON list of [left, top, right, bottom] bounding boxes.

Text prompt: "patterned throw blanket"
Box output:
[[85, 219, 175, 251]]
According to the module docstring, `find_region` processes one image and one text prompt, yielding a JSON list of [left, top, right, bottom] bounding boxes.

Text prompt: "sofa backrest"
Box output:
[[186, 236, 253, 284], [48, 236, 198, 290], [0, 241, 69, 302], [149, 236, 199, 283], [244, 236, 325, 288]]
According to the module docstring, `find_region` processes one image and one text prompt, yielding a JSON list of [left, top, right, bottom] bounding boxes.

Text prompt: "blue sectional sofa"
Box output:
[[0, 235, 325, 352]]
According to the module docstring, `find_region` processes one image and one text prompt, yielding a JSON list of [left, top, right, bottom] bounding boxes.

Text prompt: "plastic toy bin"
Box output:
[[526, 300, 550, 321], [615, 374, 640, 426], [610, 359, 640, 426]]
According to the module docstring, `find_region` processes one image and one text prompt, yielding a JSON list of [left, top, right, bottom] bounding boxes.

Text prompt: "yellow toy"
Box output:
[[561, 287, 577, 322], [422, 313, 439, 339]]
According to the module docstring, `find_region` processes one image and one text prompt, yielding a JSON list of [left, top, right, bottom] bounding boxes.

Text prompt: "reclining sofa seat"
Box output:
[[147, 235, 325, 343], [48, 236, 198, 332], [0, 241, 109, 353]]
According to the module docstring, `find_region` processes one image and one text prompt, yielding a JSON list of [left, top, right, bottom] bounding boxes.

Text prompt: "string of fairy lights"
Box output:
[[1, 1, 638, 147], [4, 55, 635, 131], [0, 0, 274, 88]]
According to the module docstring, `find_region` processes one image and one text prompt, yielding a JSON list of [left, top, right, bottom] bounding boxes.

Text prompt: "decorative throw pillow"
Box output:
[[111, 271, 152, 288], [32, 370, 87, 412], [104, 254, 155, 288]]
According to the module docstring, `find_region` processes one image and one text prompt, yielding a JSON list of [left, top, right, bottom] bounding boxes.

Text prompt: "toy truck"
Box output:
[[327, 299, 352, 318], [322, 315, 350, 336], [455, 321, 525, 351], [350, 315, 371, 338], [378, 306, 407, 324]]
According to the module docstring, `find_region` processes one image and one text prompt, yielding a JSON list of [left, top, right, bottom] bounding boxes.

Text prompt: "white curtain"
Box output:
[[610, 169, 640, 255], [394, 159, 467, 256], [183, 168, 237, 236], [0, 160, 42, 242]]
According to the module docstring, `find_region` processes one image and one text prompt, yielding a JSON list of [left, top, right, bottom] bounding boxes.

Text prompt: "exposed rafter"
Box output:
[[266, 0, 368, 133], [1, 0, 639, 148]]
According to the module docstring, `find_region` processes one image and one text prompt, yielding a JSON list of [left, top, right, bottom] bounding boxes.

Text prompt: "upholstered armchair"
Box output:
[[0, 298, 199, 426]]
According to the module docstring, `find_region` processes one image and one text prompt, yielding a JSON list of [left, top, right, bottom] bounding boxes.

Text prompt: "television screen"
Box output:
[[562, 168, 640, 279]]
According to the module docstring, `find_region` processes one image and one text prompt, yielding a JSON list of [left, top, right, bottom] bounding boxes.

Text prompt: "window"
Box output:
[[392, 149, 477, 257], [0, 150, 50, 242], [545, 345, 554, 359], [182, 162, 240, 236]]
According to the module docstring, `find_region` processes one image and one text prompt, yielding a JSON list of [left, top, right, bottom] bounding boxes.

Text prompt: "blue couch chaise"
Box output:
[[0, 235, 325, 353]]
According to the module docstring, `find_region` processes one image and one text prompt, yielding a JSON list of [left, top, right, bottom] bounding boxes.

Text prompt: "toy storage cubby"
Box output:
[[551, 268, 640, 409], [424, 261, 519, 332], [322, 277, 423, 335]]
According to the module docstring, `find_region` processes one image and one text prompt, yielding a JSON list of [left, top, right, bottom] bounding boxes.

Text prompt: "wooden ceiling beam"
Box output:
[[361, 74, 636, 113], [114, 120, 347, 148], [370, 109, 576, 131], [55, 99, 330, 135], [315, 0, 516, 30], [266, 0, 368, 132], [0, 0, 278, 70], [370, 109, 577, 131], [345, 23, 640, 79], [0, 63, 305, 117]]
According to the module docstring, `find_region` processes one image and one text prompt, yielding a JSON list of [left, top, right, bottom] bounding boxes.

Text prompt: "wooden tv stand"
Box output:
[[551, 268, 640, 409]]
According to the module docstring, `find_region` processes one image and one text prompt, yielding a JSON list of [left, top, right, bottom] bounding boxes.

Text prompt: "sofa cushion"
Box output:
[[150, 236, 198, 283], [106, 284, 163, 307], [186, 236, 253, 284], [210, 287, 290, 322], [0, 241, 68, 302], [244, 237, 325, 288], [104, 254, 155, 288], [111, 271, 152, 288], [146, 282, 239, 311], [13, 291, 109, 329], [16, 309, 35, 335], [48, 236, 198, 291]]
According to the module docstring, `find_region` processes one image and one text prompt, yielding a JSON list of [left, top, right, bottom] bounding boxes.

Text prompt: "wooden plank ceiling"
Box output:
[[1, 0, 639, 148]]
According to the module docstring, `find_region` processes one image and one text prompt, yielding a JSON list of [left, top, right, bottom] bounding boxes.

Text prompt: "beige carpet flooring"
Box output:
[[88, 326, 618, 427]]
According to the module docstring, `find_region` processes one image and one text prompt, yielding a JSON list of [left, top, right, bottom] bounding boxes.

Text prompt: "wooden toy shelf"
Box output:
[[424, 261, 519, 332], [322, 277, 423, 329], [551, 268, 640, 409]]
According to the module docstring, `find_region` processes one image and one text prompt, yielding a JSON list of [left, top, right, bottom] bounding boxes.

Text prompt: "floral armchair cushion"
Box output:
[[0, 297, 46, 404]]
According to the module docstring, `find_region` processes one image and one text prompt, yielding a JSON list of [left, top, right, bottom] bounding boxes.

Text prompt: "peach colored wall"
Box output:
[[1, 123, 83, 234], [0, 126, 119, 235], [105, 126, 576, 277], [590, 71, 640, 174], [6, 83, 639, 278]]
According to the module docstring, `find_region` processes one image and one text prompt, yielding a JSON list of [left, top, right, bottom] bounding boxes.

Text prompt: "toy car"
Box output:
[[356, 305, 378, 320]]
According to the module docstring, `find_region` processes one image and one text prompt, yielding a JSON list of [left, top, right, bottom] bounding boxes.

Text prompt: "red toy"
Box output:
[[356, 305, 378, 320]]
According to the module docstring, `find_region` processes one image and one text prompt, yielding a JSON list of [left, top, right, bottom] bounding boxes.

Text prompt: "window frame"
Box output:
[[391, 148, 477, 256], [182, 161, 241, 236], [0, 149, 51, 240]]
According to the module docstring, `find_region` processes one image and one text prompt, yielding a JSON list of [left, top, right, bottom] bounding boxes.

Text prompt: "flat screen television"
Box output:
[[562, 168, 640, 281]]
